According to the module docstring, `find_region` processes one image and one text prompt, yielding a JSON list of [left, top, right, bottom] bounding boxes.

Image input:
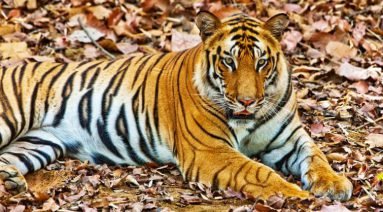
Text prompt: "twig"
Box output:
[[77, 18, 115, 60], [298, 42, 342, 65], [366, 28, 383, 42], [0, 7, 8, 20], [361, 186, 376, 201], [356, 116, 383, 129]]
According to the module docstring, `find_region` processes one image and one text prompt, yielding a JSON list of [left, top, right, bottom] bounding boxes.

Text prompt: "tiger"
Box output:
[[0, 11, 353, 201]]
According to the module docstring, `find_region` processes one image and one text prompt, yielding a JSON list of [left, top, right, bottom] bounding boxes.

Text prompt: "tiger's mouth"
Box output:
[[227, 109, 255, 119]]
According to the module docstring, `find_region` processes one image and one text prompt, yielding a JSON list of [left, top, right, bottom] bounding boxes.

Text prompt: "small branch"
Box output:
[[356, 116, 383, 130], [77, 18, 115, 60], [366, 28, 383, 42]]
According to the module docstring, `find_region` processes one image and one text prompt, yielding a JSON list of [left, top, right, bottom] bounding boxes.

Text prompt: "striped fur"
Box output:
[[0, 12, 352, 200]]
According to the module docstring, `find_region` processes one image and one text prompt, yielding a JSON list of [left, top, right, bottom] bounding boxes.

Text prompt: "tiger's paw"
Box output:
[[243, 174, 309, 200], [303, 170, 352, 201], [0, 165, 28, 195]]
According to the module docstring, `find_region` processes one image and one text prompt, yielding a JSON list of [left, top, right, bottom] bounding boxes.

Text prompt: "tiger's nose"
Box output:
[[238, 98, 256, 106]]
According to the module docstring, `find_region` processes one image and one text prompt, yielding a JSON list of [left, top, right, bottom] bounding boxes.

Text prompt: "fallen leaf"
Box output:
[[0, 42, 31, 59], [0, 24, 16, 36], [9, 205, 26, 212], [87, 5, 111, 20], [83, 45, 101, 59], [352, 22, 366, 45], [281, 30, 303, 52], [326, 153, 347, 162], [366, 134, 383, 148], [171, 30, 201, 52], [68, 28, 105, 43], [131, 202, 144, 212], [180, 194, 202, 205], [116, 42, 138, 55], [325, 41, 357, 59], [350, 81, 369, 94], [320, 202, 351, 212], [336, 62, 380, 81], [41, 198, 60, 211], [64, 190, 86, 202]]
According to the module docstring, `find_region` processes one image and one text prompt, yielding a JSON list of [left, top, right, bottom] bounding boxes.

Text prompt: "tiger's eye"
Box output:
[[225, 57, 234, 65], [258, 59, 266, 66]]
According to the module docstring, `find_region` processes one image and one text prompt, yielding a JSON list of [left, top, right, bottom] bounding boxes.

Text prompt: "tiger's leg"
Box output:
[[176, 140, 309, 200], [260, 125, 353, 201], [0, 129, 66, 194]]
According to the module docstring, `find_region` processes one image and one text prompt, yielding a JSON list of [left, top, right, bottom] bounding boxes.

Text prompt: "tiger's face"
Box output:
[[195, 11, 289, 123]]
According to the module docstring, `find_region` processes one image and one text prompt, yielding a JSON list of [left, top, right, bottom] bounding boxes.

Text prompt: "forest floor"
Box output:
[[0, 0, 383, 211]]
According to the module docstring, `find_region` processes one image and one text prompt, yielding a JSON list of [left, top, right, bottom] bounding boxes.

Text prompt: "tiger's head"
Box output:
[[194, 11, 290, 127]]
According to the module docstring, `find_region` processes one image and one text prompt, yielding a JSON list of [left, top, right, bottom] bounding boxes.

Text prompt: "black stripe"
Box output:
[[252, 72, 293, 130], [28, 83, 39, 130], [192, 115, 232, 147], [87, 67, 101, 89], [230, 27, 242, 34], [212, 162, 231, 190], [242, 26, 259, 35], [264, 124, 302, 154], [205, 51, 220, 92], [52, 72, 77, 127], [92, 152, 116, 165], [247, 35, 259, 42], [3, 152, 34, 172], [290, 141, 307, 168], [1, 113, 16, 141], [44, 64, 69, 113], [29, 148, 52, 164], [131, 90, 161, 163], [262, 110, 296, 151], [132, 55, 153, 85], [30, 61, 42, 75], [112, 57, 135, 95], [21, 136, 64, 158], [28, 151, 45, 168], [101, 70, 124, 120], [13, 64, 26, 138], [103, 60, 116, 70], [96, 119, 123, 159], [79, 61, 104, 90], [78, 89, 93, 133], [116, 105, 146, 165], [275, 136, 302, 171]]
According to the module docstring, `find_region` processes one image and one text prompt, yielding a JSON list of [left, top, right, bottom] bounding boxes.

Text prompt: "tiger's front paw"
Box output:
[[303, 169, 352, 201], [0, 165, 28, 195]]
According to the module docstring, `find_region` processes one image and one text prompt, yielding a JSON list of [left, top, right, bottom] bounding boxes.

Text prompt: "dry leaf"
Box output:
[[68, 28, 105, 43], [336, 62, 380, 81], [116, 42, 138, 55], [281, 30, 303, 52], [366, 134, 383, 148], [41, 198, 60, 211], [87, 5, 111, 20], [320, 202, 351, 212], [0, 42, 31, 59], [350, 81, 369, 94], [325, 41, 357, 59], [171, 30, 201, 52]]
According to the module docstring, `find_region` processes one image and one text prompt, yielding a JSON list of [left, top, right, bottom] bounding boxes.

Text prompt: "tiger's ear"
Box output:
[[264, 13, 289, 41], [196, 11, 221, 41]]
